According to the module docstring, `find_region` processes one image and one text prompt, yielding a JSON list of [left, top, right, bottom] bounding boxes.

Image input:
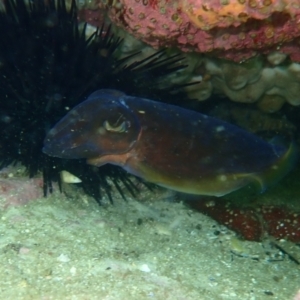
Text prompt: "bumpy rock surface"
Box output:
[[99, 0, 300, 62]]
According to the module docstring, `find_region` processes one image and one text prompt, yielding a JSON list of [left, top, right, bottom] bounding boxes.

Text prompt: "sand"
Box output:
[[0, 182, 299, 300]]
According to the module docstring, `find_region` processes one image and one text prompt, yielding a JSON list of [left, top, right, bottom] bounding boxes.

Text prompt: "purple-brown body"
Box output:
[[43, 89, 296, 196]]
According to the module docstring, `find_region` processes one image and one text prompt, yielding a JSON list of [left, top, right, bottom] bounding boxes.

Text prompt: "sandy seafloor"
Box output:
[[0, 178, 299, 300]]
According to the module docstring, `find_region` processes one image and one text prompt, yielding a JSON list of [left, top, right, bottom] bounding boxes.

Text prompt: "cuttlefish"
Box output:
[[43, 89, 297, 196]]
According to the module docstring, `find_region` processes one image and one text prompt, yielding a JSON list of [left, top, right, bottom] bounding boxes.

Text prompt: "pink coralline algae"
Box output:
[[0, 178, 43, 209], [100, 0, 300, 62]]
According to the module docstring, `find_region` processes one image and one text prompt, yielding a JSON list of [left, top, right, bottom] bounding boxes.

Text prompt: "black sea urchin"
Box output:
[[0, 0, 187, 203]]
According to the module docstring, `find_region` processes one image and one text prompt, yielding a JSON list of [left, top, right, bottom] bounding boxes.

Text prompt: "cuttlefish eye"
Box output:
[[103, 120, 129, 133]]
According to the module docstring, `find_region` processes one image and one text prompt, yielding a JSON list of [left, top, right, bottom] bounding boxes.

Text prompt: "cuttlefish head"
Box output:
[[43, 90, 140, 160]]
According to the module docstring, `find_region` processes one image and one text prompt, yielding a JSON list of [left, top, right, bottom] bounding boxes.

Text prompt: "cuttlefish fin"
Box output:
[[243, 141, 298, 193], [132, 141, 298, 196]]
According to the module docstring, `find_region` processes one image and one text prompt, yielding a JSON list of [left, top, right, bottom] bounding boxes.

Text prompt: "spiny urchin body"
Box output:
[[0, 0, 188, 203]]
